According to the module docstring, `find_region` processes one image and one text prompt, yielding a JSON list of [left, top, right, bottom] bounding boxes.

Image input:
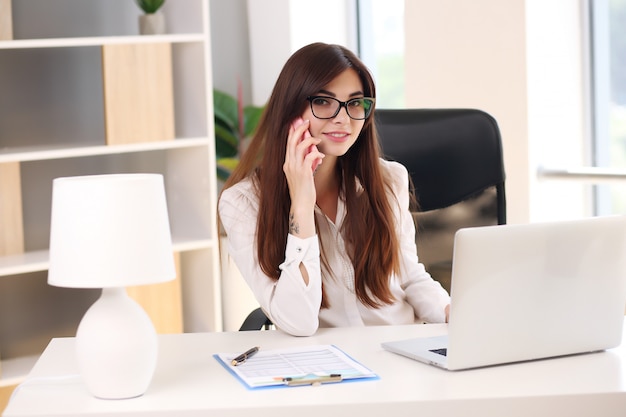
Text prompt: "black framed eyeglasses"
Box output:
[[306, 96, 375, 120]]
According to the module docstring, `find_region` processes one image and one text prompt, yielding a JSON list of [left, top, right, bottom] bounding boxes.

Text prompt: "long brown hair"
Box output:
[[221, 42, 400, 307]]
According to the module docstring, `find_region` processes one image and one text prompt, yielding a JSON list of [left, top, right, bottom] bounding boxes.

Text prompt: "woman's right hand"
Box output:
[[283, 118, 324, 238], [283, 118, 324, 209]]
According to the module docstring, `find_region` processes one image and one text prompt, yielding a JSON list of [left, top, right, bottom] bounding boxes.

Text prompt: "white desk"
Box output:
[[4, 323, 626, 417]]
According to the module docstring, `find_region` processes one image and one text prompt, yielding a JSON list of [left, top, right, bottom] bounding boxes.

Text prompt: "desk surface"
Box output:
[[4, 323, 626, 417]]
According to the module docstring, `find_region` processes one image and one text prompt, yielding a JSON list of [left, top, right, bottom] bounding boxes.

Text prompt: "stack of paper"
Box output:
[[214, 344, 378, 389]]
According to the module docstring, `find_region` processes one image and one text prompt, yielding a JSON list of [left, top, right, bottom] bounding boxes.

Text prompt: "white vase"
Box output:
[[139, 12, 165, 35]]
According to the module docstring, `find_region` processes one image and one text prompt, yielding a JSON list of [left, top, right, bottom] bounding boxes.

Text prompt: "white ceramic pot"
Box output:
[[139, 12, 165, 35]]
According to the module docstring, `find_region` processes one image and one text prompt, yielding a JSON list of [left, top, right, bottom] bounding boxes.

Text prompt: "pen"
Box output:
[[231, 346, 259, 366], [282, 374, 343, 386]]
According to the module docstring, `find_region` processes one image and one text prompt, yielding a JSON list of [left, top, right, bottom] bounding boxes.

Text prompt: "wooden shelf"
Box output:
[[0, 238, 216, 278], [0, 1, 222, 388], [0, 0, 12, 41], [0, 138, 211, 163], [102, 42, 175, 145], [0, 250, 49, 277], [0, 34, 205, 50], [0, 162, 23, 256]]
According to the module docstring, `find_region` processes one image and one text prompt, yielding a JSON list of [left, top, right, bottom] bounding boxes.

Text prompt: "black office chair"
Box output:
[[375, 108, 506, 291], [375, 108, 505, 221], [239, 307, 273, 331], [239, 108, 506, 330]]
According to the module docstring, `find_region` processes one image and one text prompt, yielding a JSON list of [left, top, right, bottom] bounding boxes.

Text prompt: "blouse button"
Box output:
[[296, 247, 302, 253]]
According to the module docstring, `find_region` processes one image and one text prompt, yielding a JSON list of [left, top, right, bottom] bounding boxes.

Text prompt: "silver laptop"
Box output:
[[382, 216, 626, 370]]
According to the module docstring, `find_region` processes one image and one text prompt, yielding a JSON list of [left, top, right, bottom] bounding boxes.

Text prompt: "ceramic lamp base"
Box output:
[[76, 287, 158, 399]]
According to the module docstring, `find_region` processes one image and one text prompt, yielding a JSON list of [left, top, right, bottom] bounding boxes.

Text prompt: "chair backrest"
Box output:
[[239, 307, 273, 331], [375, 108, 506, 224]]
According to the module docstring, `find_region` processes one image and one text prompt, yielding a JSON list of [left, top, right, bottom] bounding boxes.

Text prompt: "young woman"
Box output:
[[218, 42, 450, 336]]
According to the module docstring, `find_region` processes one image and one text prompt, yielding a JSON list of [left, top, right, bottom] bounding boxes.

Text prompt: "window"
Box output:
[[591, 0, 626, 214], [357, 0, 405, 108]]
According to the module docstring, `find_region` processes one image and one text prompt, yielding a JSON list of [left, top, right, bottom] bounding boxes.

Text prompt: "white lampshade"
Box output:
[[48, 173, 176, 288], [48, 173, 176, 400]]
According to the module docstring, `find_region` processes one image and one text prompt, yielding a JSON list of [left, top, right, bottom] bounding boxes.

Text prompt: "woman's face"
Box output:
[[301, 68, 367, 158]]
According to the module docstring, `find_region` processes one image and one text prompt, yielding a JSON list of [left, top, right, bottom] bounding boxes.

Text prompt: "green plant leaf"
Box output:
[[217, 157, 240, 171], [213, 88, 265, 181], [215, 115, 238, 141], [216, 157, 240, 182], [213, 89, 239, 131], [215, 124, 239, 158], [243, 105, 264, 137], [216, 165, 231, 182], [135, 0, 165, 14]]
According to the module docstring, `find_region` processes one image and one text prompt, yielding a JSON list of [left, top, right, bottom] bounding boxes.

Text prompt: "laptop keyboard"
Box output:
[[429, 348, 448, 357]]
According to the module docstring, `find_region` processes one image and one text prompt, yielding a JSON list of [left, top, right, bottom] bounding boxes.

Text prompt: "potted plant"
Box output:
[[214, 87, 264, 330], [135, 0, 166, 35], [214, 88, 264, 182]]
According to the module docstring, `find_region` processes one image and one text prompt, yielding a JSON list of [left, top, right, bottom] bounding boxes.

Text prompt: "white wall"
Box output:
[[525, 0, 591, 220], [209, 0, 252, 102], [404, 0, 589, 224], [246, 0, 357, 105], [214, 0, 593, 224]]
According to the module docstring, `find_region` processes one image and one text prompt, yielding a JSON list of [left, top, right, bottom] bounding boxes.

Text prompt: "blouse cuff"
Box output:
[[280, 234, 320, 268]]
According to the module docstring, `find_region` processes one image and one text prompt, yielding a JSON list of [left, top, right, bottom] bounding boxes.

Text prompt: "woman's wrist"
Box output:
[[289, 207, 315, 238]]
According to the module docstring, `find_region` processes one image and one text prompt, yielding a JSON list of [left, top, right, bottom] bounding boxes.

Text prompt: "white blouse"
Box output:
[[218, 159, 450, 336]]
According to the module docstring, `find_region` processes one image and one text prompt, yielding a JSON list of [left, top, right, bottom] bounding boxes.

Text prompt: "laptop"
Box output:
[[382, 215, 626, 370]]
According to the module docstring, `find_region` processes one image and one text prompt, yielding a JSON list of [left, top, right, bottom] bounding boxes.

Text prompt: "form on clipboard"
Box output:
[[214, 344, 379, 389]]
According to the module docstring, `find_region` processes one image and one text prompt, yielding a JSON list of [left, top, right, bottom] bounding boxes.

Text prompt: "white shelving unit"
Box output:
[[0, 0, 221, 391]]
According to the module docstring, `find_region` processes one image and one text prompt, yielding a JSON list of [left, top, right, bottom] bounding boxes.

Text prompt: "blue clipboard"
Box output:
[[214, 344, 379, 389]]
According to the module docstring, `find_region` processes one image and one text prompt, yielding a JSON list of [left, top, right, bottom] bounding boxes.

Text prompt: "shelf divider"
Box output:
[[0, 0, 12, 41], [127, 252, 184, 334], [102, 42, 175, 145], [0, 162, 23, 256]]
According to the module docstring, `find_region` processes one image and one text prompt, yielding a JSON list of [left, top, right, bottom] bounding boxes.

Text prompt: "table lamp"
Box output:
[[48, 173, 176, 400]]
